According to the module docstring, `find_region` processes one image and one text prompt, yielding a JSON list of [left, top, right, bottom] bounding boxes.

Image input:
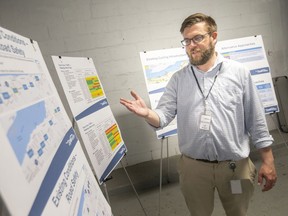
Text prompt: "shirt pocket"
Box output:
[[216, 84, 243, 109]]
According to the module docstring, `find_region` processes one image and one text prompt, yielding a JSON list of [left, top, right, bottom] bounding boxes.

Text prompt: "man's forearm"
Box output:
[[259, 146, 274, 163], [145, 109, 160, 128]]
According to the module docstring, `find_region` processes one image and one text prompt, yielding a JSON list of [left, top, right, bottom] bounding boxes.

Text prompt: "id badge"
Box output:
[[199, 114, 212, 130], [230, 180, 242, 194]]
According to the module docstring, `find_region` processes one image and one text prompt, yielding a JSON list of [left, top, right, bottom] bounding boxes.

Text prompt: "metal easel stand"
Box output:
[[158, 136, 170, 216], [269, 112, 288, 149], [101, 177, 115, 216], [102, 176, 113, 205], [120, 159, 148, 216]]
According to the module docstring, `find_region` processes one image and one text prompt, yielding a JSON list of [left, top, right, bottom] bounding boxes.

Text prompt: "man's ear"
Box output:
[[211, 31, 218, 45]]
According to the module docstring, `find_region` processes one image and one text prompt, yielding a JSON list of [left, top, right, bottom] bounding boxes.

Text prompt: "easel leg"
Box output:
[[120, 160, 148, 216], [158, 137, 165, 216], [166, 137, 170, 183], [269, 113, 288, 149], [103, 182, 111, 205]]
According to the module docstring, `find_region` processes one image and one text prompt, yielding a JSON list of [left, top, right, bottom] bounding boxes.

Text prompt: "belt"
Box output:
[[195, 159, 220, 163], [183, 154, 232, 163]]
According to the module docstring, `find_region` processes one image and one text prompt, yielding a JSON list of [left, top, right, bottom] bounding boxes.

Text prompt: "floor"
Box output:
[[106, 133, 288, 216]]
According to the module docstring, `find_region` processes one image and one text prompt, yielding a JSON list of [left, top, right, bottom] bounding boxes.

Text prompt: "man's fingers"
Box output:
[[120, 98, 129, 105], [130, 90, 139, 100], [259, 175, 277, 192], [262, 182, 273, 191], [257, 174, 263, 186]]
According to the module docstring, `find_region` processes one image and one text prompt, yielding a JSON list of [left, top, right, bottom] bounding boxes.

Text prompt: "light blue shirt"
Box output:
[[154, 54, 273, 161]]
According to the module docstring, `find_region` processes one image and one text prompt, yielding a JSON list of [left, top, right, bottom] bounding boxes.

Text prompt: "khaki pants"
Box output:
[[178, 155, 256, 216]]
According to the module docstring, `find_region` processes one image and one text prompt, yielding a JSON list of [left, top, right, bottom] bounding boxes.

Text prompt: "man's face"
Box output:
[[182, 22, 216, 66]]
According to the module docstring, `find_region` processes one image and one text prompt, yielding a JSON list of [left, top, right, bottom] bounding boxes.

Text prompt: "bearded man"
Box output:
[[120, 13, 277, 216]]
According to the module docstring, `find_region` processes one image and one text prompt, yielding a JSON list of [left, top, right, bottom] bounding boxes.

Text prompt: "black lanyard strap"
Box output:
[[191, 63, 222, 100]]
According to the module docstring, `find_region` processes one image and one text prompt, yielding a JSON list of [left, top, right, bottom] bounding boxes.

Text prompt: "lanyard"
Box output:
[[191, 63, 223, 100]]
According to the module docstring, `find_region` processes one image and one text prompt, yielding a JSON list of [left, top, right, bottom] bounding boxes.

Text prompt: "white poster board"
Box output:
[[216, 35, 279, 113], [139, 47, 188, 138], [0, 26, 111, 216], [52, 56, 127, 184]]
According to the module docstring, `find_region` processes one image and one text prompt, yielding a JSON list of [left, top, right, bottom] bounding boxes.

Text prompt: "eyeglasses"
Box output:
[[181, 32, 211, 46]]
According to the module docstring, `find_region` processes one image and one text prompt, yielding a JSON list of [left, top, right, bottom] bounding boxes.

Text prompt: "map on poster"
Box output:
[[0, 26, 111, 216], [1, 98, 69, 183], [140, 47, 188, 138], [52, 56, 127, 184]]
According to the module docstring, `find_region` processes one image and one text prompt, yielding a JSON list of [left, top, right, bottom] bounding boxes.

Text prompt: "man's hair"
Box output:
[[180, 13, 217, 34]]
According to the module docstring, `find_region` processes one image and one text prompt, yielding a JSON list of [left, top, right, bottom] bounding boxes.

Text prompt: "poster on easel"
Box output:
[[52, 56, 127, 184], [139, 47, 188, 139], [216, 35, 279, 114], [0, 26, 112, 216]]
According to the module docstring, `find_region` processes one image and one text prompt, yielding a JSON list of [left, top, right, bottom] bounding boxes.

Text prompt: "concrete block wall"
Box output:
[[0, 0, 287, 167]]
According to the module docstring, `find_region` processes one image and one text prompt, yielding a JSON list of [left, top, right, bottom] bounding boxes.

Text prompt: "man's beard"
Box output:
[[188, 42, 215, 66]]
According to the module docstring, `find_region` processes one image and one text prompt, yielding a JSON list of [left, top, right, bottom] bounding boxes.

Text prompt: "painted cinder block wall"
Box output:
[[0, 0, 287, 167]]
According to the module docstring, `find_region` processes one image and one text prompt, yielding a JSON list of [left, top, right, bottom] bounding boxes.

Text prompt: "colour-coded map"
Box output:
[[85, 76, 103, 98], [105, 123, 122, 150]]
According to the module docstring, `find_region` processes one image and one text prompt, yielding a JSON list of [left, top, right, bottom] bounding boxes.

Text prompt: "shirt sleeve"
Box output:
[[243, 67, 274, 149], [153, 72, 178, 129]]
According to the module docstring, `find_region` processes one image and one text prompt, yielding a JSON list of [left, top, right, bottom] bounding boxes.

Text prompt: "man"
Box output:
[[120, 13, 277, 216]]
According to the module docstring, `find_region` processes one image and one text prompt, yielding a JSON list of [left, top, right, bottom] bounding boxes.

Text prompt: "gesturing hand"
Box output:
[[120, 91, 149, 117]]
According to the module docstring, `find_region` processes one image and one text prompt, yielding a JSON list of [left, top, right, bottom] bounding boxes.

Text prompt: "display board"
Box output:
[[140, 35, 278, 139], [0, 26, 111, 216], [216, 35, 279, 113], [140, 47, 188, 138], [52, 56, 127, 184]]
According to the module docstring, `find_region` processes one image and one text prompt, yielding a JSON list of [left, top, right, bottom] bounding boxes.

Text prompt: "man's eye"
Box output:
[[193, 35, 203, 42]]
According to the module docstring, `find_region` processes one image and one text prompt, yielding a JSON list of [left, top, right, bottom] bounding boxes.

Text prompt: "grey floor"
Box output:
[[107, 135, 288, 216]]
